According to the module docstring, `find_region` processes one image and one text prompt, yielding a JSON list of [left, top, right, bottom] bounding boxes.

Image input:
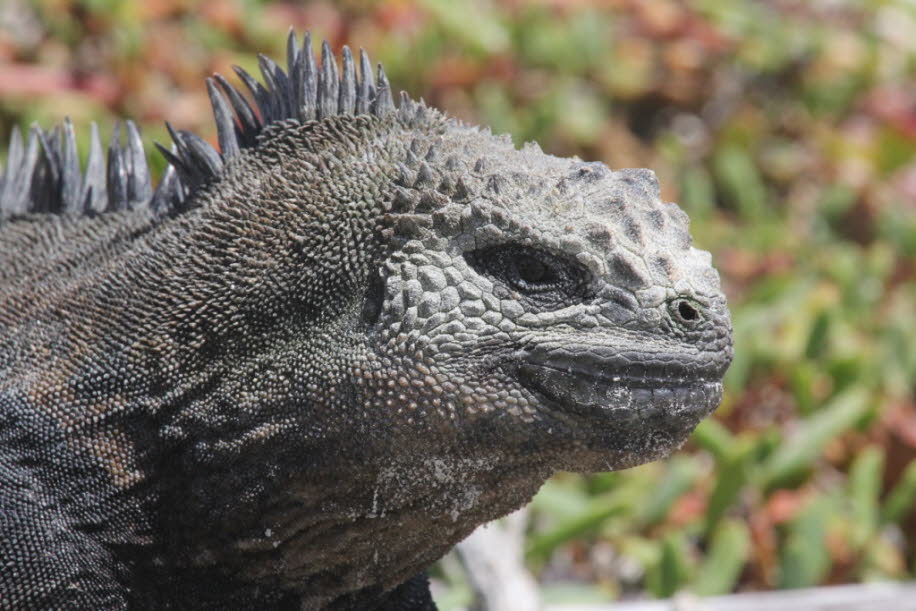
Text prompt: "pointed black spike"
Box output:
[[231, 64, 260, 103], [286, 28, 300, 77], [1, 125, 24, 216], [164, 122, 206, 188], [233, 65, 272, 123], [300, 31, 318, 121], [213, 73, 260, 146], [164, 122, 184, 157], [179, 129, 223, 180], [255, 55, 281, 121], [287, 29, 301, 115], [272, 58, 292, 120], [60, 118, 83, 213], [107, 122, 128, 211], [207, 77, 241, 160], [317, 41, 339, 120], [1, 31, 418, 222], [33, 126, 62, 214], [82, 122, 106, 214], [339, 46, 356, 114], [372, 64, 394, 117], [256, 54, 278, 90], [413, 98, 428, 122], [13, 126, 41, 215], [62, 121, 89, 214], [35, 126, 59, 181], [356, 48, 375, 115], [4, 126, 23, 178], [258, 53, 290, 120], [150, 152, 184, 213], [5, 125, 23, 177], [155, 141, 195, 191], [398, 91, 415, 122], [125, 121, 152, 207]]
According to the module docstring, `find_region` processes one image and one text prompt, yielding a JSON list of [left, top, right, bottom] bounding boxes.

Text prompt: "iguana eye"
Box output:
[[515, 254, 552, 285], [465, 245, 586, 300]]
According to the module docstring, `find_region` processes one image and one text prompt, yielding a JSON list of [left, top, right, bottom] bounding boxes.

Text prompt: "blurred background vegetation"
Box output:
[[2, 0, 915, 607]]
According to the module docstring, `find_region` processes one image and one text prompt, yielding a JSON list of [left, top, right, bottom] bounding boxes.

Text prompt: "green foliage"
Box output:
[[761, 389, 872, 491], [693, 519, 752, 596], [646, 532, 691, 598], [883, 461, 916, 525], [778, 495, 834, 588], [3, 0, 915, 605]]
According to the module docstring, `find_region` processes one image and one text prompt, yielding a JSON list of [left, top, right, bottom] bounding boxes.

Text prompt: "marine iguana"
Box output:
[[0, 31, 733, 610]]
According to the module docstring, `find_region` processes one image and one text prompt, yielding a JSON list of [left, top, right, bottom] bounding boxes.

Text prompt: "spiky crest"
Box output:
[[0, 30, 414, 222]]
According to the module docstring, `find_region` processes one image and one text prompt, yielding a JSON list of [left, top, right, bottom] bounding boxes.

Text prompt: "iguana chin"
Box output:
[[0, 31, 733, 610]]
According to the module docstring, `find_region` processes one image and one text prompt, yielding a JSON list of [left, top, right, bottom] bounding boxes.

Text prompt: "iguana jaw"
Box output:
[[514, 359, 723, 428]]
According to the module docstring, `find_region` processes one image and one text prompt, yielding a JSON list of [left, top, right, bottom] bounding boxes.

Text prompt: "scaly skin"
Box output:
[[0, 39, 732, 610]]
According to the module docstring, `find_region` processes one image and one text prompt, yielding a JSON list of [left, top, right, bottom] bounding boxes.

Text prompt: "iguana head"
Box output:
[[360, 127, 733, 473]]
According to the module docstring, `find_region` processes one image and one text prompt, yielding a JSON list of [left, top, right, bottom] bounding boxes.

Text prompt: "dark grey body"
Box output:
[[0, 33, 732, 609]]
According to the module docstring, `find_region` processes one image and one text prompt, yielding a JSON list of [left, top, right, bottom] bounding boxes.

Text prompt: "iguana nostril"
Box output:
[[677, 300, 698, 322]]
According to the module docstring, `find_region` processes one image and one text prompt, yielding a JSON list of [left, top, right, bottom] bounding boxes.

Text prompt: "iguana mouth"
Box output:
[[515, 361, 722, 425]]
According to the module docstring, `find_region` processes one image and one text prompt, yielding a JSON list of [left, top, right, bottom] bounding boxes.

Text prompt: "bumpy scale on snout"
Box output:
[[361, 129, 733, 474]]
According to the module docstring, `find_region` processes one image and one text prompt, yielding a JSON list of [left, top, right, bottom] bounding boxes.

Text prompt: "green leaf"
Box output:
[[778, 496, 832, 589], [419, 0, 509, 54], [526, 489, 631, 562], [641, 456, 701, 527], [680, 166, 716, 219], [804, 310, 831, 360], [882, 459, 916, 525], [647, 532, 690, 598], [761, 388, 872, 491], [848, 446, 884, 550], [788, 361, 820, 417], [529, 476, 590, 519], [692, 519, 751, 596], [704, 437, 754, 532], [692, 418, 734, 463], [713, 145, 769, 220]]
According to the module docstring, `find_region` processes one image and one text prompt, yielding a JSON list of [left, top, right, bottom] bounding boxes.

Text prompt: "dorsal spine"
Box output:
[[0, 30, 413, 223]]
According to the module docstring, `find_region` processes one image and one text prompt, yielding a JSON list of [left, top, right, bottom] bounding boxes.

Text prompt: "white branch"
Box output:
[[456, 508, 542, 611]]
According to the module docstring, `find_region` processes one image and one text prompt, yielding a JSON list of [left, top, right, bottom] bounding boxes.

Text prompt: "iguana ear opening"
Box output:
[[360, 267, 386, 327]]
